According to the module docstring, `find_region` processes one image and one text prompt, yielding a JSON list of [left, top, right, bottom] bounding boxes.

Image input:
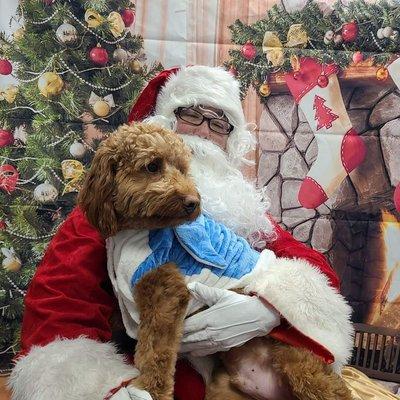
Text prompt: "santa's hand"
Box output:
[[180, 282, 280, 357]]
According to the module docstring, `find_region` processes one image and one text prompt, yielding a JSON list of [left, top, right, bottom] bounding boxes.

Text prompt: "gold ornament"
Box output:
[[130, 59, 143, 73], [290, 54, 300, 72], [61, 160, 85, 194], [93, 101, 110, 117], [107, 11, 125, 38], [13, 27, 25, 41], [376, 67, 389, 81], [259, 83, 271, 97], [85, 9, 104, 28], [2, 247, 21, 272], [89, 92, 115, 117], [38, 72, 64, 97], [286, 24, 309, 48], [0, 85, 18, 103], [262, 31, 284, 67]]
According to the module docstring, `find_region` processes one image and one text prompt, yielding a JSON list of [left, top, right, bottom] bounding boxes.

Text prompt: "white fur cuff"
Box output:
[[244, 257, 354, 371], [8, 337, 140, 400]]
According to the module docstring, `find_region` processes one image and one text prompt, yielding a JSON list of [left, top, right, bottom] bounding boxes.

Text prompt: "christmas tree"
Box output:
[[0, 0, 161, 371], [313, 95, 339, 130]]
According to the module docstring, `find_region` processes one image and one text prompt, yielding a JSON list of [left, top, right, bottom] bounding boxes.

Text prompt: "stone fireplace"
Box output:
[[258, 81, 400, 326]]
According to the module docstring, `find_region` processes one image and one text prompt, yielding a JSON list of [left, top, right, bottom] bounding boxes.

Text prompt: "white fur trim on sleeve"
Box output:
[[8, 337, 140, 400], [244, 257, 354, 372]]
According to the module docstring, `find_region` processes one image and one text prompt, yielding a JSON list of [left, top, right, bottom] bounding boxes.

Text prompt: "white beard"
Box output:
[[180, 134, 275, 246]]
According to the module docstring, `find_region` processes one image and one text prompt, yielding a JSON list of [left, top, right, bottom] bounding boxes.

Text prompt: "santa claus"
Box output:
[[8, 66, 353, 400]]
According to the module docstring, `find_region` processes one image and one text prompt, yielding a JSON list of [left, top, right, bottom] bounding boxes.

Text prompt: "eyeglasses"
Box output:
[[174, 107, 234, 135]]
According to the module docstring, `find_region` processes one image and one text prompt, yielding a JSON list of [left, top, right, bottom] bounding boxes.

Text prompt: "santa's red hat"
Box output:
[[128, 65, 253, 166]]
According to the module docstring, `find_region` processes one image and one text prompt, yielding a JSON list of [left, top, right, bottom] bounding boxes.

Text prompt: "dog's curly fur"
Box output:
[[78, 123, 352, 400]]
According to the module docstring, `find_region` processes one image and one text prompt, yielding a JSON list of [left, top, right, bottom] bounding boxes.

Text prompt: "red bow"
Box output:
[[0, 164, 19, 193]]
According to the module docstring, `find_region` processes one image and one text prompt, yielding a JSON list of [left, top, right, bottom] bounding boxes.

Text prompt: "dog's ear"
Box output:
[[78, 142, 119, 238]]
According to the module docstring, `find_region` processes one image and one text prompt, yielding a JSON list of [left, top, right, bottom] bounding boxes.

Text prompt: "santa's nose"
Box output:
[[194, 120, 211, 139]]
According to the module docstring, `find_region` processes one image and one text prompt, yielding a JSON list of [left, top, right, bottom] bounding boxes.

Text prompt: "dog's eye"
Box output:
[[146, 160, 161, 173]]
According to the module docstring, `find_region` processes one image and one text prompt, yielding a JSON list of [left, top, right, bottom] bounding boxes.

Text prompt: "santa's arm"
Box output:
[[8, 208, 140, 400], [245, 217, 354, 371]]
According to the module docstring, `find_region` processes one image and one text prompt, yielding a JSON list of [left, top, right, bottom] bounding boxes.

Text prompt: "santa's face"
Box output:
[[179, 133, 274, 244], [175, 105, 231, 151]]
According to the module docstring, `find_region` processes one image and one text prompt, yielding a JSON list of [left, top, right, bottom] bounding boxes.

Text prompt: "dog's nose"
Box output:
[[183, 195, 200, 214]]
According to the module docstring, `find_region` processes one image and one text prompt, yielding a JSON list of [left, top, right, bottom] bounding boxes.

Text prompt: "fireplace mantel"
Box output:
[[269, 65, 394, 93]]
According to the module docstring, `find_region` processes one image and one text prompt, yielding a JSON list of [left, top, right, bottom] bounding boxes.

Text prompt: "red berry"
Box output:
[[352, 51, 363, 64], [317, 74, 329, 88], [0, 130, 14, 147], [120, 9, 135, 27], [229, 67, 238, 77], [0, 59, 12, 75], [241, 42, 257, 60], [89, 45, 109, 66], [342, 21, 358, 43]]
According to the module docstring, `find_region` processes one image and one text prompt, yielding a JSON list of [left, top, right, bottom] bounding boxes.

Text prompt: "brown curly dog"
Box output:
[[78, 123, 352, 400]]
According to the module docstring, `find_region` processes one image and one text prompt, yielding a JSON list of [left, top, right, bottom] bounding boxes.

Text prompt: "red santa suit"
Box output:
[[8, 66, 353, 400]]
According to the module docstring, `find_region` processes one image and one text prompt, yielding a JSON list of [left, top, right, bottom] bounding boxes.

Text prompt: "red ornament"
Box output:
[[0, 129, 14, 147], [313, 95, 339, 130], [241, 41, 257, 60], [317, 74, 329, 88], [0, 59, 12, 75], [342, 21, 358, 43], [395, 183, 400, 212], [120, 9, 135, 27], [228, 66, 238, 77], [352, 51, 363, 64], [0, 220, 6, 230], [0, 164, 19, 194], [89, 44, 109, 66]]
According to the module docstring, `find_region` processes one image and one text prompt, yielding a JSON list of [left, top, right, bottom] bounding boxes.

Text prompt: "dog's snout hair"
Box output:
[[78, 123, 201, 238]]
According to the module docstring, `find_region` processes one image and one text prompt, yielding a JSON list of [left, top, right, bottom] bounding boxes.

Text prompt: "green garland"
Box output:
[[0, 0, 162, 371], [226, 0, 400, 100]]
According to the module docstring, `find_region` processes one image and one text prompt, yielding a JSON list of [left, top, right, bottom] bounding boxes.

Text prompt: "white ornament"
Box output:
[[14, 125, 27, 144], [34, 181, 58, 203], [113, 48, 128, 62], [1, 247, 21, 272], [69, 141, 86, 158], [383, 26, 394, 38], [56, 22, 78, 44], [390, 30, 399, 41], [324, 30, 334, 41], [377, 28, 385, 39]]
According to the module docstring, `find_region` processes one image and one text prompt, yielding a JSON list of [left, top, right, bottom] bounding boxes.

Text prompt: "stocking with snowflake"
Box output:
[[285, 57, 367, 209]]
